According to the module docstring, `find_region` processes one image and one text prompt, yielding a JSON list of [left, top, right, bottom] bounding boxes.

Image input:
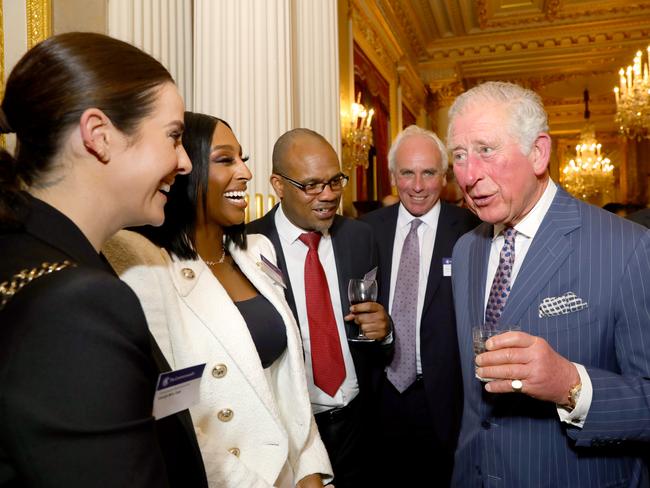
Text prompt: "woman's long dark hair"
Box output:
[[137, 112, 247, 259]]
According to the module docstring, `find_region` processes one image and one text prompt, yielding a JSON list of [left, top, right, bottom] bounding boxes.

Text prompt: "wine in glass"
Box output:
[[347, 278, 378, 342]]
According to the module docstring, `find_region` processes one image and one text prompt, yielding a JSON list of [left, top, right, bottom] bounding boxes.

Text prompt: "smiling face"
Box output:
[[271, 134, 342, 233], [391, 134, 447, 217], [111, 82, 191, 228], [202, 122, 252, 227], [448, 101, 550, 226]]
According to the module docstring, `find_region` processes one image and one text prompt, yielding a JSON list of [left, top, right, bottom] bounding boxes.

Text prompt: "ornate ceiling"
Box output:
[[352, 0, 650, 135]]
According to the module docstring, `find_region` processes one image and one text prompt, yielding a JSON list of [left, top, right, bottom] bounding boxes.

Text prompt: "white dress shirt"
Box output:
[[388, 201, 441, 375], [483, 179, 592, 427], [274, 205, 359, 413]]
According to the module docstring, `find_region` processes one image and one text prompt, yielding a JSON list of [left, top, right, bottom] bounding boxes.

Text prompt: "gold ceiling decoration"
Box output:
[[614, 46, 650, 140]]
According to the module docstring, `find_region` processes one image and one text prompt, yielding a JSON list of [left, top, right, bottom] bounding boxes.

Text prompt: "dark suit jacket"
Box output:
[[628, 207, 650, 229], [247, 204, 390, 404], [452, 187, 650, 487], [0, 195, 207, 488], [361, 202, 480, 450]]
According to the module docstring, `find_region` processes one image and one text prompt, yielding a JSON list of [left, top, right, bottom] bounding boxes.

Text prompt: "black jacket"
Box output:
[[0, 195, 207, 488]]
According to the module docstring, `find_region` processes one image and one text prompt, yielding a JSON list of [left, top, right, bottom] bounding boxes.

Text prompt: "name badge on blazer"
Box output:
[[258, 254, 287, 288], [153, 363, 206, 420], [442, 257, 452, 277]]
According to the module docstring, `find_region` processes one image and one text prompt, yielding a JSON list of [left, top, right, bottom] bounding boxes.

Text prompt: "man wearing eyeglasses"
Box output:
[[361, 126, 479, 487], [247, 128, 391, 488]]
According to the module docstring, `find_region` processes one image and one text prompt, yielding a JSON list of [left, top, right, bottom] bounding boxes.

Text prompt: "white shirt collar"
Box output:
[[396, 199, 441, 231], [493, 179, 557, 240], [274, 203, 330, 246]]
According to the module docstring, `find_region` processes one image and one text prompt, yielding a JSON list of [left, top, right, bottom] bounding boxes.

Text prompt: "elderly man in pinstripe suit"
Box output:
[[448, 81, 650, 487]]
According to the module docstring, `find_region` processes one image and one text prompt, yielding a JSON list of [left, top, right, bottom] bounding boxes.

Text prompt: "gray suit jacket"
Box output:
[[452, 187, 650, 487]]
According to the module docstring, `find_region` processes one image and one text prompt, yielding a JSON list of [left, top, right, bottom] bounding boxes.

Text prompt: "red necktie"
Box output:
[[299, 232, 345, 397]]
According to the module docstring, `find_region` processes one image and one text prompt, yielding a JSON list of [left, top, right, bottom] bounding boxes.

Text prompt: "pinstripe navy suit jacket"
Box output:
[[451, 187, 650, 487]]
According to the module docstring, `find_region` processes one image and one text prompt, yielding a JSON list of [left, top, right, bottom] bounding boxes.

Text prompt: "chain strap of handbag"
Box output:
[[0, 261, 77, 311]]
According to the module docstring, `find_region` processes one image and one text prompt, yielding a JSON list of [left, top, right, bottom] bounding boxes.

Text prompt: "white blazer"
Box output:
[[104, 230, 332, 488]]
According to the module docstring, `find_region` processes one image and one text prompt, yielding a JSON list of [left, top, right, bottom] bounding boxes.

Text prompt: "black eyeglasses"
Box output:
[[276, 173, 349, 195]]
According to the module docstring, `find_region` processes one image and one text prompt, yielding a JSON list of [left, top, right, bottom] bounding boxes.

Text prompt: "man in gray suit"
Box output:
[[448, 81, 650, 486]]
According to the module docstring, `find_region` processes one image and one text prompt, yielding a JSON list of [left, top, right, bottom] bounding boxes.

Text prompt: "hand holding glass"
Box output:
[[473, 325, 521, 381], [347, 279, 378, 342]]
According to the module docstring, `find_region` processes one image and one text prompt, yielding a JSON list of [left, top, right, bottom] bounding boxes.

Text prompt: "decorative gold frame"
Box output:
[[26, 0, 51, 49], [0, 0, 51, 148], [0, 0, 5, 148]]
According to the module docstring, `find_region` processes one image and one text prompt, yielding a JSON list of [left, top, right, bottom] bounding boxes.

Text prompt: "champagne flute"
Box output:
[[347, 278, 378, 342]]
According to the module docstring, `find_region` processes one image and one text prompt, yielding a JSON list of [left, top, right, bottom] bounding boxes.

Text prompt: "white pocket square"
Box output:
[[538, 292, 588, 318]]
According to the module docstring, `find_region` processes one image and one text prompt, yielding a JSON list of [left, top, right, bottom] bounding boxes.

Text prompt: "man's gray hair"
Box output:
[[446, 81, 549, 155], [388, 125, 448, 173]]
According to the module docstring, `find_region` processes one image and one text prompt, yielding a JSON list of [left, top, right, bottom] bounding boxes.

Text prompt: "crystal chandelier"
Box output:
[[342, 93, 374, 172], [613, 46, 650, 140], [560, 90, 615, 201]]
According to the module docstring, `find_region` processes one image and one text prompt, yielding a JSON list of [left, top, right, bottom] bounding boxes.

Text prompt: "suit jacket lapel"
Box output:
[[376, 206, 398, 308], [230, 242, 312, 423], [168, 259, 279, 419], [470, 223, 492, 326], [254, 206, 298, 320], [499, 189, 581, 328], [330, 217, 355, 334], [422, 204, 453, 315]]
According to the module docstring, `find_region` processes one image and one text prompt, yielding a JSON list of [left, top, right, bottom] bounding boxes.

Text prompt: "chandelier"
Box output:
[[613, 46, 650, 140], [560, 90, 615, 201], [342, 93, 374, 172]]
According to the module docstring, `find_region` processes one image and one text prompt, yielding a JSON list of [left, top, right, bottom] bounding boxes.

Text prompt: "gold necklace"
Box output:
[[204, 247, 226, 266]]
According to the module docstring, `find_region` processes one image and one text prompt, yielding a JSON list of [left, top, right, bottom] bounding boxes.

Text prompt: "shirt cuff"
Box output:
[[381, 330, 394, 344], [556, 362, 592, 428]]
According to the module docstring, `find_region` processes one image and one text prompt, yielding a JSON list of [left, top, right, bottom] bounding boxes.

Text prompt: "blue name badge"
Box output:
[[153, 363, 206, 420], [442, 257, 452, 277]]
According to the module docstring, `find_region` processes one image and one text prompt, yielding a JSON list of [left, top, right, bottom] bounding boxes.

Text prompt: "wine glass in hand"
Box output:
[[347, 279, 378, 342]]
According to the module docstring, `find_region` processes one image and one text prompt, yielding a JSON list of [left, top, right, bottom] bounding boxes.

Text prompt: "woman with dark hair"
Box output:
[[0, 33, 207, 487], [105, 112, 332, 488]]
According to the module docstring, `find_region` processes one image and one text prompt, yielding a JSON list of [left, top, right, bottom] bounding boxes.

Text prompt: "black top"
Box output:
[[234, 294, 287, 368]]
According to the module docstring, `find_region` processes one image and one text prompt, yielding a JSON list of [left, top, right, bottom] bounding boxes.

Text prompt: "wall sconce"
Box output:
[[342, 92, 374, 172]]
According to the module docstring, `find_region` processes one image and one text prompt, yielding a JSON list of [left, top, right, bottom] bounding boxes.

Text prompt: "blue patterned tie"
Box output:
[[485, 227, 517, 328], [387, 218, 422, 393]]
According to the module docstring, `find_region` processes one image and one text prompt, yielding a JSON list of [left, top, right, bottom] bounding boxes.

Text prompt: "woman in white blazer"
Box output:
[[104, 112, 332, 488]]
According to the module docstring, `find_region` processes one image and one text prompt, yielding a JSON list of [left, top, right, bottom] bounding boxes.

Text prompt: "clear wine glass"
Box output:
[[347, 278, 378, 342]]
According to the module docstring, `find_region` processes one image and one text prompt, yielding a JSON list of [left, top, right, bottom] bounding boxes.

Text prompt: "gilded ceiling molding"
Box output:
[[351, 5, 396, 80], [26, 0, 51, 50], [477, 3, 650, 29], [385, 0, 427, 59], [545, 0, 560, 21], [476, 0, 488, 29], [432, 81, 464, 108], [423, 25, 650, 64]]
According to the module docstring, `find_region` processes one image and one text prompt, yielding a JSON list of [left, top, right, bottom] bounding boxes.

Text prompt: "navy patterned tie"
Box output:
[[387, 219, 422, 393], [485, 227, 517, 328]]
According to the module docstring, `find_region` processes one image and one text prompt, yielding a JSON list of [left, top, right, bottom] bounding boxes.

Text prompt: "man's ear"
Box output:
[[530, 133, 552, 176], [390, 171, 396, 188], [270, 174, 284, 199], [80, 108, 112, 163]]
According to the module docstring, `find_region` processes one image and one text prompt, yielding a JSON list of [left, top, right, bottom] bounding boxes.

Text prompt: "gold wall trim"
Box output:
[[26, 0, 51, 50], [0, 0, 5, 149]]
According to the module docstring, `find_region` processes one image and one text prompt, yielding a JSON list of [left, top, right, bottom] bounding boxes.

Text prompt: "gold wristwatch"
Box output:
[[567, 382, 582, 411]]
